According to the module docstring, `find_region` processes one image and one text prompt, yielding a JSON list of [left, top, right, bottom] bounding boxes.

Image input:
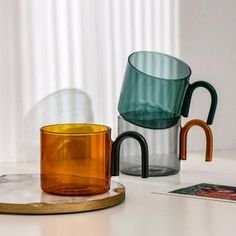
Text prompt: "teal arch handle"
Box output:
[[181, 81, 218, 125]]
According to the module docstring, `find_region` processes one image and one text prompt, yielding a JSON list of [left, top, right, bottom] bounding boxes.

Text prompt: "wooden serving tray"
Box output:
[[0, 174, 125, 215]]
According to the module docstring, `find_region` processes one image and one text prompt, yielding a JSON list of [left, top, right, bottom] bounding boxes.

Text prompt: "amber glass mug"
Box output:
[[40, 124, 148, 196]]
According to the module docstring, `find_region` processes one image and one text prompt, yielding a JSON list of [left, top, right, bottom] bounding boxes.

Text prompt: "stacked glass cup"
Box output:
[[118, 51, 218, 176]]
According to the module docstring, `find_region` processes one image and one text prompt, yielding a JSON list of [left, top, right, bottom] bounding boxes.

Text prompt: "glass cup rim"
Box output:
[[118, 114, 181, 122], [128, 51, 192, 81], [118, 115, 181, 130], [40, 123, 111, 135]]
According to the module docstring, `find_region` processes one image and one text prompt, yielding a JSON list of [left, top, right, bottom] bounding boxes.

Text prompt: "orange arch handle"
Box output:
[[180, 119, 213, 161]]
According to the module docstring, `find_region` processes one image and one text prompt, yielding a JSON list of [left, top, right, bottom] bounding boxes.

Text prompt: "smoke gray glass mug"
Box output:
[[118, 51, 218, 129], [118, 116, 213, 176]]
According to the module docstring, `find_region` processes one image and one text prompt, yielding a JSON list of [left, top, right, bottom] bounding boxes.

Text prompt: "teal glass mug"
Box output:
[[118, 51, 218, 129]]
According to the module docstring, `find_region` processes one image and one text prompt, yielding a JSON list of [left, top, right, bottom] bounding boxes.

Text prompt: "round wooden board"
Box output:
[[0, 174, 125, 215]]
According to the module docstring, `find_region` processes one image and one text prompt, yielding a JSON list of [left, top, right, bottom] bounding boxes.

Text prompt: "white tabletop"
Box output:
[[1, 150, 236, 236]]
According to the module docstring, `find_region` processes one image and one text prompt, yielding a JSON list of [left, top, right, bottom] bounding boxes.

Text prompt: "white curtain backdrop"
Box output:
[[0, 0, 179, 162]]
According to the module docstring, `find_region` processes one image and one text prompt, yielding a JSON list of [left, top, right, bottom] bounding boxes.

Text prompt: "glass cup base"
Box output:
[[41, 175, 109, 196], [121, 165, 179, 177]]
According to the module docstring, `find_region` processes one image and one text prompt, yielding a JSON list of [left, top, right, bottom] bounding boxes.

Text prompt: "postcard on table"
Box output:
[[169, 183, 236, 202]]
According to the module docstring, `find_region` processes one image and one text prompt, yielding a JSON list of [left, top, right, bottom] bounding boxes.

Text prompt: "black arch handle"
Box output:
[[111, 131, 149, 178], [181, 81, 218, 125]]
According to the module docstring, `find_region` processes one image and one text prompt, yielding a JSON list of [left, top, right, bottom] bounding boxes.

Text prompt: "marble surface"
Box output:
[[0, 174, 123, 204]]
